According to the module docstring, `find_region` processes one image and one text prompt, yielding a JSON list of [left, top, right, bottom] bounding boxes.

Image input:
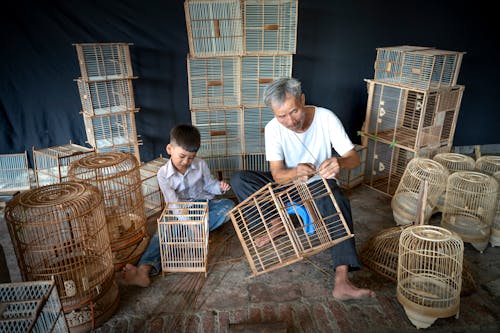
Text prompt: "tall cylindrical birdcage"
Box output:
[[441, 171, 498, 252], [68, 152, 148, 270], [475, 155, 500, 176], [397, 225, 463, 329], [4, 181, 118, 332]]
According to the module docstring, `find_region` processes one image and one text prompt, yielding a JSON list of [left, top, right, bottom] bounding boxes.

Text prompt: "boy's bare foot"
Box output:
[[254, 217, 286, 247], [119, 263, 151, 287]]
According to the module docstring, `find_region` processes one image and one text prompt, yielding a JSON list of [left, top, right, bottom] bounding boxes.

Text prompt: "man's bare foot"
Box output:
[[332, 280, 376, 300], [119, 263, 151, 287], [254, 218, 286, 247]]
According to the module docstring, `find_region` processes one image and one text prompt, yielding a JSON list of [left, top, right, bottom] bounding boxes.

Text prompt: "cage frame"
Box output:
[[0, 152, 30, 194]]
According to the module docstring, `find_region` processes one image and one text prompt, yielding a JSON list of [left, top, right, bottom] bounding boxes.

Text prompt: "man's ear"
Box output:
[[166, 144, 172, 155], [301, 93, 305, 105]]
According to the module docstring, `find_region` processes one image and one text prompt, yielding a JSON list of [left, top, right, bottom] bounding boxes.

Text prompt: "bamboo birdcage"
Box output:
[[32, 143, 95, 187], [374, 46, 465, 90], [68, 152, 148, 270], [243, 0, 298, 55], [74, 43, 134, 81], [0, 152, 30, 194], [397, 225, 464, 329], [242, 153, 269, 172], [391, 158, 448, 225], [228, 176, 353, 276], [4, 182, 119, 331], [157, 202, 209, 275], [140, 156, 169, 218], [490, 171, 500, 247], [0, 280, 69, 333], [242, 106, 274, 153], [336, 144, 367, 191], [475, 155, 500, 176], [441, 171, 498, 252]]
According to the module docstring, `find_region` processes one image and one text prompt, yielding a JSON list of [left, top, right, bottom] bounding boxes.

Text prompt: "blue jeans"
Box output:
[[137, 198, 235, 275]]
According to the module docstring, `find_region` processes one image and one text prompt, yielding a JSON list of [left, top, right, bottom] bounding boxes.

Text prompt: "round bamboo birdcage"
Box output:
[[432, 153, 476, 213], [489, 171, 500, 247], [475, 155, 500, 176], [441, 171, 498, 252], [391, 158, 448, 225], [397, 225, 463, 329], [68, 152, 148, 270], [4, 181, 118, 332]]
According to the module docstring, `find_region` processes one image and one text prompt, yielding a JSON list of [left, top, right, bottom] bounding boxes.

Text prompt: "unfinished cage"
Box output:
[[363, 79, 464, 152], [68, 152, 148, 270], [4, 181, 118, 331], [243, 0, 298, 55], [33, 143, 95, 187], [184, 0, 243, 57], [391, 158, 448, 225], [336, 144, 367, 192], [374, 46, 465, 90], [74, 43, 134, 81], [242, 106, 274, 153], [140, 156, 169, 218], [490, 171, 500, 247], [0, 280, 68, 333], [157, 202, 209, 275], [0, 152, 30, 194], [397, 225, 463, 329], [475, 155, 500, 176], [441, 171, 498, 252], [228, 176, 353, 276]]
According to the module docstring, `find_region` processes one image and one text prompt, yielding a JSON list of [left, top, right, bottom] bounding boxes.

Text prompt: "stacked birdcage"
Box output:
[[185, 0, 298, 181], [362, 45, 465, 196], [0, 152, 30, 195], [140, 155, 169, 218], [74, 43, 142, 162]]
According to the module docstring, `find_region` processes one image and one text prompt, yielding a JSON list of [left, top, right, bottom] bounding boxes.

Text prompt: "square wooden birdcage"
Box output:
[[188, 56, 241, 110], [204, 154, 242, 181], [32, 143, 95, 187], [243, 0, 298, 55], [374, 45, 465, 90], [363, 79, 464, 152], [0, 152, 30, 194], [77, 78, 138, 116], [82, 111, 141, 162], [0, 280, 68, 333], [74, 43, 134, 81], [242, 153, 269, 172], [228, 177, 353, 276], [192, 108, 242, 157], [158, 202, 209, 275], [242, 106, 274, 153], [336, 144, 367, 191], [140, 156, 169, 218], [241, 55, 293, 106], [184, 0, 243, 57]]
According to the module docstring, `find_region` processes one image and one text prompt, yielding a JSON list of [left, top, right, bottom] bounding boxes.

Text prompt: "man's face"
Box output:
[[166, 144, 197, 174], [271, 93, 306, 133]]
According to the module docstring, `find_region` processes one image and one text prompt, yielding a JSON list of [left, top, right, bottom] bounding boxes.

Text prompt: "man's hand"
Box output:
[[296, 163, 316, 182], [219, 180, 231, 193], [318, 157, 340, 179]]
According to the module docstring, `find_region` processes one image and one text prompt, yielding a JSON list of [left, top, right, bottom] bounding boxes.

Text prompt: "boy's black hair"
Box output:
[[170, 124, 201, 152]]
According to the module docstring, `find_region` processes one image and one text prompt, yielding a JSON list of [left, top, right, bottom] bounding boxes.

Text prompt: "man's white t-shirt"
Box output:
[[265, 106, 354, 172]]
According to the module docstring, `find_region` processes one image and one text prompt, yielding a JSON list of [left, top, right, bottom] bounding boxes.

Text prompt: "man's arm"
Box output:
[[269, 160, 316, 183], [318, 148, 360, 179]]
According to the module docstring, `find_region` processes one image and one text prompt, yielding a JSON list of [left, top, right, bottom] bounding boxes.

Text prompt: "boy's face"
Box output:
[[167, 144, 197, 175]]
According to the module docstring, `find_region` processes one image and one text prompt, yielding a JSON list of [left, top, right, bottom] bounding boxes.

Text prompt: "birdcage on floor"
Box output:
[[243, 0, 298, 55], [140, 156, 169, 218], [74, 43, 134, 81], [363, 79, 464, 152], [82, 111, 142, 162], [184, 0, 243, 57], [397, 225, 463, 329], [0, 280, 68, 333], [241, 56, 293, 106], [475, 155, 500, 176], [490, 171, 500, 247], [32, 143, 95, 187], [242, 106, 274, 153], [192, 108, 242, 157], [391, 158, 448, 225], [336, 144, 367, 191], [77, 78, 138, 116], [4, 181, 118, 331], [374, 46, 465, 90], [68, 152, 148, 270], [242, 153, 269, 172], [228, 177, 353, 276], [0, 152, 30, 194], [158, 202, 209, 275], [441, 171, 498, 252]]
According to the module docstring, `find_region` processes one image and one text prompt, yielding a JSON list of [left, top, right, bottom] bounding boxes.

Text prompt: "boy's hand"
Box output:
[[219, 180, 231, 193]]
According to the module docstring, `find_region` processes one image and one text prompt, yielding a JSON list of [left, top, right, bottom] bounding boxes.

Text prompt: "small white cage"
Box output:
[[441, 171, 498, 252], [77, 78, 138, 116], [0, 280, 68, 333], [184, 0, 243, 57], [374, 46, 465, 90], [140, 156, 169, 218], [243, 0, 298, 55], [0, 152, 30, 194], [228, 177, 353, 276], [33, 143, 95, 187], [336, 144, 367, 192], [242, 106, 274, 153], [397, 225, 463, 329], [74, 43, 134, 81], [490, 171, 500, 247], [158, 202, 209, 275], [475, 155, 500, 176]]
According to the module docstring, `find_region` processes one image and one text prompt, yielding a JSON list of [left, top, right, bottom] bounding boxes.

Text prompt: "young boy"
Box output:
[[121, 124, 234, 287]]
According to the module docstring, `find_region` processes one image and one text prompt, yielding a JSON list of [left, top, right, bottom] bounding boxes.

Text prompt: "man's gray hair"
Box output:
[[263, 77, 302, 107]]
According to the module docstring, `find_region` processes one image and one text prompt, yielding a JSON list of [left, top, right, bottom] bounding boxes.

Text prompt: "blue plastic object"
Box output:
[[286, 202, 315, 235]]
